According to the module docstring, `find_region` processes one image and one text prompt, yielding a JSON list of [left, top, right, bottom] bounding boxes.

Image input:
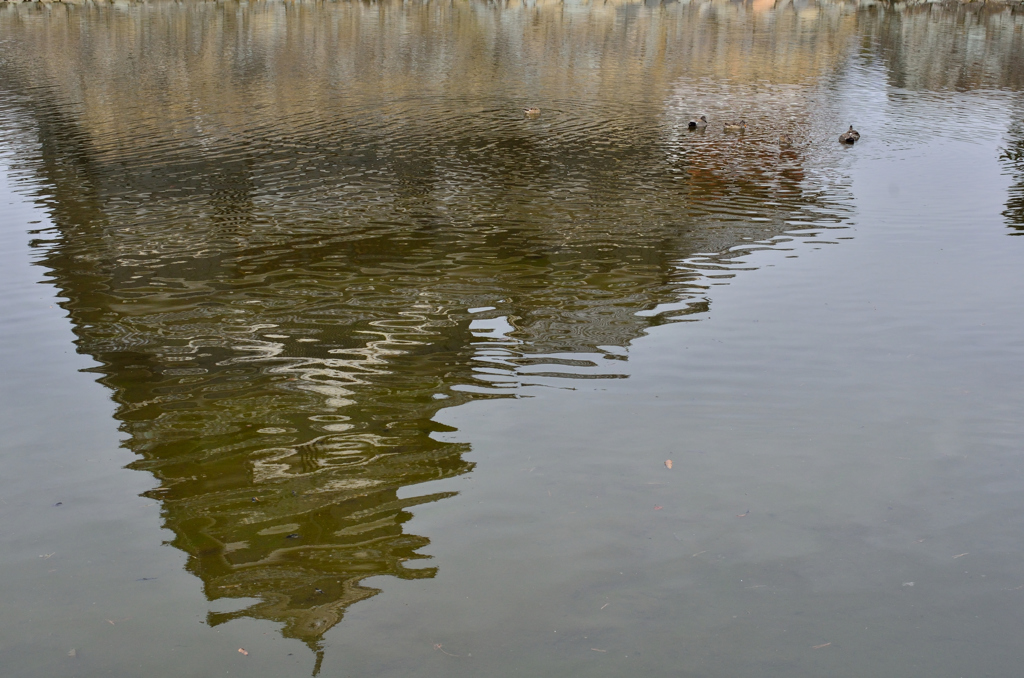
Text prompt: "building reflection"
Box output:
[[0, 0, 880, 664], [857, 1, 1024, 234], [862, 2, 1024, 92]]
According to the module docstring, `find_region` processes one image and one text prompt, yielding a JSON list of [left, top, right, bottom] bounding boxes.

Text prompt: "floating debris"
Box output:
[[433, 643, 460, 657]]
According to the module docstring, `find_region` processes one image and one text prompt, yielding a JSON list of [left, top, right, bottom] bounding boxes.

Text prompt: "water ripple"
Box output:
[[3, 0, 1019, 650]]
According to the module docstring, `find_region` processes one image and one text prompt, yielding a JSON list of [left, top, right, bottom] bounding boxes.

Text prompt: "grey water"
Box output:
[[1, 0, 1024, 676]]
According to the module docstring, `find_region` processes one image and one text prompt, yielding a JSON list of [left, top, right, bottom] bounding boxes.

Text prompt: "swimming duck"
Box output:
[[778, 133, 793, 147], [839, 125, 860, 144], [688, 115, 708, 129], [723, 120, 746, 132], [523, 107, 541, 118]]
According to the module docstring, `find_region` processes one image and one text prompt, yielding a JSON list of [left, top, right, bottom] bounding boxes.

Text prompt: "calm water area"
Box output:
[[2, 0, 1024, 675]]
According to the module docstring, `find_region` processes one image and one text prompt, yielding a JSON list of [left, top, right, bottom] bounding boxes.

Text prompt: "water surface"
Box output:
[[1, 1, 1023, 676]]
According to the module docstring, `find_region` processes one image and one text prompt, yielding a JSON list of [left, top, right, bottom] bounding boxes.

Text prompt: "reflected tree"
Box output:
[[1002, 109, 1024, 235]]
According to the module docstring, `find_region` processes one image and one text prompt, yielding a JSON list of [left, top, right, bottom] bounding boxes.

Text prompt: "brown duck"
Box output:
[[839, 125, 860, 144]]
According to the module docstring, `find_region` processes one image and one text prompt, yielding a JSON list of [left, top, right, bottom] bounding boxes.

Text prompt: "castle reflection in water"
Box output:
[[0, 0, 1021, 661]]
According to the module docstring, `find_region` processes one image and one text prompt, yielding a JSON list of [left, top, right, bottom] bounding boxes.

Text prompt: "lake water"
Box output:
[[1, 0, 1023, 675]]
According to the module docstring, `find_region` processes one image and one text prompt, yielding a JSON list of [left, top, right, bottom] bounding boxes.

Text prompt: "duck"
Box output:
[[688, 115, 708, 129], [723, 120, 747, 132], [839, 125, 860, 144], [523, 107, 541, 118], [778, 133, 793, 147]]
